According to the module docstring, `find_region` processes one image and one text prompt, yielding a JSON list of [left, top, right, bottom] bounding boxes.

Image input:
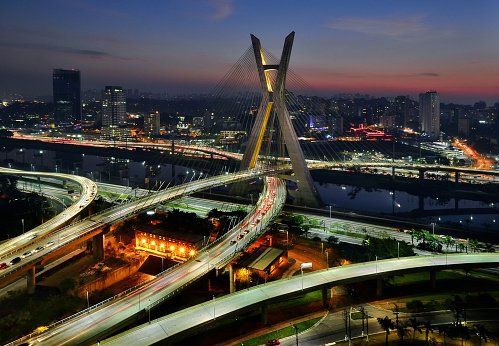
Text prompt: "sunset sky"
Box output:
[[1, 0, 498, 104]]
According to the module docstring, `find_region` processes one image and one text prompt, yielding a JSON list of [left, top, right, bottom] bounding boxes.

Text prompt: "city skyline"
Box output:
[[1, 1, 498, 104]]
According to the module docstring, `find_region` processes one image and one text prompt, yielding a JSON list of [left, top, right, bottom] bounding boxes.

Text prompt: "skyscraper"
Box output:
[[53, 69, 81, 125], [101, 86, 127, 140], [419, 91, 440, 137], [144, 111, 161, 137]]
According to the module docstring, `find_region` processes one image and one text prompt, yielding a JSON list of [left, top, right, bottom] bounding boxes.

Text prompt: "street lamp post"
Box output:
[[212, 295, 216, 319], [300, 262, 312, 290], [329, 205, 332, 219], [86, 289, 90, 310], [397, 241, 400, 260], [148, 299, 151, 323]]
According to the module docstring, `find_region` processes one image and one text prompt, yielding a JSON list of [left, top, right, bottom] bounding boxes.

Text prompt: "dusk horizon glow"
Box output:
[[1, 0, 498, 105]]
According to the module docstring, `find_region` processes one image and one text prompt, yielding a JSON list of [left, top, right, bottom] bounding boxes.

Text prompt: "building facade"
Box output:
[[53, 69, 81, 125], [101, 86, 127, 140], [144, 111, 161, 137], [419, 91, 440, 137]]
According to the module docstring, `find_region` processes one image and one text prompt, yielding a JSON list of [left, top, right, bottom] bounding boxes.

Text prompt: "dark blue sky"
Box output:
[[1, 0, 498, 104]]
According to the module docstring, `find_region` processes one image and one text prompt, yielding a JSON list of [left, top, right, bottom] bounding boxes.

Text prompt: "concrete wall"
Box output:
[[75, 256, 147, 297]]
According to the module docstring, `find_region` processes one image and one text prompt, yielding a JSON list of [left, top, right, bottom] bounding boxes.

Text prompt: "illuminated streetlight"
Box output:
[[86, 289, 90, 310], [300, 262, 312, 290]]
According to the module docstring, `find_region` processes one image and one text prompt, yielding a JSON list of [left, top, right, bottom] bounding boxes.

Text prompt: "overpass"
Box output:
[[0, 168, 97, 262], [101, 253, 499, 346], [0, 166, 287, 293], [11, 176, 286, 346], [9, 133, 499, 181]]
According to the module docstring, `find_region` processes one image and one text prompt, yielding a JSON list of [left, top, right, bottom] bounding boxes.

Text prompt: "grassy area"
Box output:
[[162, 201, 205, 213], [270, 290, 323, 309], [328, 228, 366, 239], [238, 317, 321, 346]]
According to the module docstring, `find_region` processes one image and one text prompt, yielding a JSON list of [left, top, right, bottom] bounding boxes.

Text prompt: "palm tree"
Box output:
[[442, 235, 454, 252], [473, 324, 490, 345], [377, 316, 395, 346], [458, 243, 465, 253], [397, 321, 409, 342], [423, 320, 434, 345], [438, 324, 449, 346], [409, 317, 422, 343], [469, 239, 479, 253], [408, 229, 418, 245]]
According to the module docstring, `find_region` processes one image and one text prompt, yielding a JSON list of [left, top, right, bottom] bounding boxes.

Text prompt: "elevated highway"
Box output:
[[8, 134, 499, 179], [0, 168, 97, 261], [0, 166, 286, 290], [14, 176, 286, 346], [102, 253, 499, 346]]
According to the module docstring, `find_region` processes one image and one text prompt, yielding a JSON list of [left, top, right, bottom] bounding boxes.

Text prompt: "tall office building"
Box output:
[[101, 86, 127, 140], [419, 91, 440, 137], [144, 111, 161, 137], [53, 69, 81, 125]]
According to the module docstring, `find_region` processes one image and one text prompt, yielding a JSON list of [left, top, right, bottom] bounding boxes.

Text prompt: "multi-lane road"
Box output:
[[16, 176, 286, 346], [0, 167, 279, 286], [102, 252, 499, 345], [0, 168, 97, 263]]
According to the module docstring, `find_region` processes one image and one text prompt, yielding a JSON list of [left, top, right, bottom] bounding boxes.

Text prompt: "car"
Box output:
[[242, 230, 249, 234], [30, 234, 38, 240], [9, 257, 21, 265], [33, 246, 44, 253], [0, 262, 8, 270], [21, 251, 33, 258], [46, 241, 55, 247], [230, 240, 236, 245], [267, 339, 280, 346]]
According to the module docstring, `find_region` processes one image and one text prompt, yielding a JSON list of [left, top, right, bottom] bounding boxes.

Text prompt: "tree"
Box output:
[[469, 239, 479, 253], [327, 235, 339, 247], [423, 320, 434, 345], [397, 321, 409, 342], [409, 318, 422, 343], [377, 316, 395, 346], [472, 324, 491, 346], [408, 229, 418, 245], [438, 324, 450, 345], [442, 235, 454, 252], [447, 295, 465, 326]]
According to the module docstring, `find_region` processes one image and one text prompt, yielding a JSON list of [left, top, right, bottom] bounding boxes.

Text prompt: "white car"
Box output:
[[21, 251, 33, 258]]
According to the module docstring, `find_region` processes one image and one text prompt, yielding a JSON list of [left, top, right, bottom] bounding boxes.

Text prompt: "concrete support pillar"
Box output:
[[430, 269, 437, 290], [455, 171, 460, 183], [62, 179, 67, 188], [391, 167, 395, 180], [418, 194, 425, 211], [321, 286, 329, 308], [229, 264, 235, 293], [261, 301, 268, 325], [171, 140, 175, 155], [418, 169, 425, 183], [376, 277, 383, 298], [171, 164, 175, 186], [92, 232, 104, 259], [27, 266, 36, 294]]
